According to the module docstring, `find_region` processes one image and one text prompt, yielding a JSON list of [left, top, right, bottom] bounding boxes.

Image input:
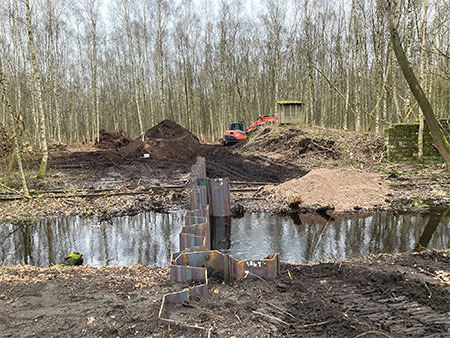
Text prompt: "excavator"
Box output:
[[222, 115, 278, 146]]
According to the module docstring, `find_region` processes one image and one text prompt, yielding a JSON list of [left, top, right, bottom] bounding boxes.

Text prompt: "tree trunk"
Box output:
[[418, 0, 428, 161], [0, 59, 29, 197], [385, 0, 450, 166], [25, 0, 48, 179]]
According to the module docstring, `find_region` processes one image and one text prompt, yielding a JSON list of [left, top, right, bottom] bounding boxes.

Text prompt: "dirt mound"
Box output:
[[244, 126, 339, 159], [242, 125, 385, 170], [95, 129, 132, 150], [120, 120, 200, 159], [144, 119, 194, 139], [266, 168, 391, 212]]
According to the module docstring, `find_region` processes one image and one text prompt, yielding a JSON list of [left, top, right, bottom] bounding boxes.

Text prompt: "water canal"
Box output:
[[0, 209, 448, 267]]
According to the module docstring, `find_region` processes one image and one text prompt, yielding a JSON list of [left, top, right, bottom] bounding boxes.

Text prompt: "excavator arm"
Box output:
[[222, 114, 278, 146], [245, 115, 278, 135]]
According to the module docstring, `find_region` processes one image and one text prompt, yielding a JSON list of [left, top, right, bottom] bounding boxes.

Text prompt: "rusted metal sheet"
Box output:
[[228, 255, 245, 281], [171, 265, 207, 283], [179, 233, 205, 251], [181, 223, 208, 236], [210, 216, 231, 250], [191, 156, 206, 180], [191, 177, 208, 190], [159, 292, 211, 337], [172, 251, 279, 283], [160, 158, 279, 336], [207, 178, 231, 217], [191, 185, 208, 210], [229, 253, 280, 281], [172, 251, 229, 281], [184, 216, 208, 226], [185, 207, 209, 218], [181, 218, 210, 251]]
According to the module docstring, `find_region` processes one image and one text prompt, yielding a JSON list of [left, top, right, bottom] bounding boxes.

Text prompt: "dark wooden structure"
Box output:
[[276, 100, 304, 124]]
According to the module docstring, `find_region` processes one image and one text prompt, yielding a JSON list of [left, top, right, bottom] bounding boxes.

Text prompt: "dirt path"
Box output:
[[0, 251, 448, 337]]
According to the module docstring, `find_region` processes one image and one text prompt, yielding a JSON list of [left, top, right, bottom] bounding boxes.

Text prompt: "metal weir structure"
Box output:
[[158, 157, 280, 336]]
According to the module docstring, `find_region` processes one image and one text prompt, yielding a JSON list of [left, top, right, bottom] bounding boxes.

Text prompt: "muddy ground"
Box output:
[[0, 250, 448, 337], [0, 122, 449, 337], [1, 122, 449, 220]]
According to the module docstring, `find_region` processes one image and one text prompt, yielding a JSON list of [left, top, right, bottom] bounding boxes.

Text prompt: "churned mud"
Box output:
[[1, 121, 449, 220], [0, 250, 448, 337]]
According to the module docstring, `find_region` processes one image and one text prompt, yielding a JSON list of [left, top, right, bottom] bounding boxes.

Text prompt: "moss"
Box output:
[[385, 122, 449, 163], [11, 217, 38, 226], [63, 252, 84, 266]]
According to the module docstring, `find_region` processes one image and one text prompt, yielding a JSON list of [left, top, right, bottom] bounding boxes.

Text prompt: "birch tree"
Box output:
[[25, 0, 48, 180], [0, 58, 29, 197]]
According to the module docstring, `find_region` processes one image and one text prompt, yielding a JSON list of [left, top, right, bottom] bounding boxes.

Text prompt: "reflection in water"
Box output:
[[415, 207, 450, 252], [0, 212, 184, 267], [0, 209, 448, 266], [230, 210, 449, 263], [210, 217, 231, 251]]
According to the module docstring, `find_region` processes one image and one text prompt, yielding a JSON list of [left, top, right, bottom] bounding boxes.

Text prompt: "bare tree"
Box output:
[[385, 0, 450, 165], [0, 58, 29, 197], [25, 0, 48, 180]]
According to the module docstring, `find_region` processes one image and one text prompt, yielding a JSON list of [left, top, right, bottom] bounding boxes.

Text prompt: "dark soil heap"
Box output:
[[242, 125, 385, 169], [120, 119, 200, 159], [95, 129, 132, 150]]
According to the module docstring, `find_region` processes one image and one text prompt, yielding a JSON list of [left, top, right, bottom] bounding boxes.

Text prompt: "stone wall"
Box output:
[[385, 120, 449, 163]]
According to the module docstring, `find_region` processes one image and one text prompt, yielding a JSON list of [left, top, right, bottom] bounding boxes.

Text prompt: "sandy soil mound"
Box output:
[[95, 129, 132, 150], [266, 168, 391, 211], [119, 120, 200, 159]]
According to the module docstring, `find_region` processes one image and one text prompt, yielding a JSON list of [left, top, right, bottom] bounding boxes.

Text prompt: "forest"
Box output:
[[1, 2, 450, 336], [0, 0, 448, 144]]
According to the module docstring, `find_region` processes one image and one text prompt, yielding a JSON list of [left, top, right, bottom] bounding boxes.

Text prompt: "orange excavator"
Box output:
[[222, 115, 278, 146]]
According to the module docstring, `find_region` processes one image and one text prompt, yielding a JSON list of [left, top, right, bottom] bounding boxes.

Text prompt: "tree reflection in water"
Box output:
[[0, 209, 448, 266]]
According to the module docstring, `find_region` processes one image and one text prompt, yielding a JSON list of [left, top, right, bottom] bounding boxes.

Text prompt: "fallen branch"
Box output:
[[0, 185, 263, 202], [264, 301, 296, 320], [287, 269, 293, 280], [0, 183, 31, 200], [246, 272, 276, 291], [252, 310, 290, 326], [297, 320, 330, 329], [354, 330, 393, 338]]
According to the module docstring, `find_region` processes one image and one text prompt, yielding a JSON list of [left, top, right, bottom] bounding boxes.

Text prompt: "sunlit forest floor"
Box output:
[[1, 122, 448, 220]]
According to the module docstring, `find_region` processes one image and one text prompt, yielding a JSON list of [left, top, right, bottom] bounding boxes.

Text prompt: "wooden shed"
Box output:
[[276, 100, 304, 124]]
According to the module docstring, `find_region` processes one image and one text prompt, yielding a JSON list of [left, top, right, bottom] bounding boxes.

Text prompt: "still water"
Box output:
[[0, 209, 448, 266]]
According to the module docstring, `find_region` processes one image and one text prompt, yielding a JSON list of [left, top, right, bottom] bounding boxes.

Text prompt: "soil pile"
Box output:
[[242, 125, 385, 169], [266, 168, 391, 211], [243, 126, 339, 159], [95, 129, 132, 150], [119, 119, 200, 159]]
